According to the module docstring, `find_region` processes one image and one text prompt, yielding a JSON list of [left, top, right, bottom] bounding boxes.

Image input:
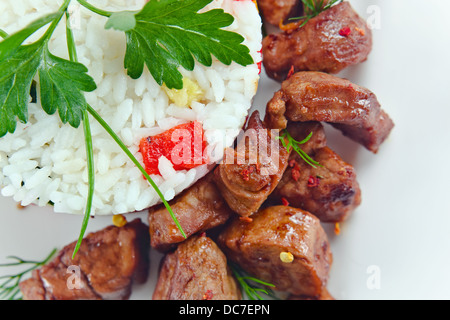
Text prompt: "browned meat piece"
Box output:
[[264, 71, 394, 153], [257, 0, 302, 26], [153, 235, 241, 300], [218, 205, 333, 297], [19, 219, 150, 300], [148, 173, 233, 252], [271, 122, 361, 222], [262, 1, 372, 81], [213, 111, 290, 217]]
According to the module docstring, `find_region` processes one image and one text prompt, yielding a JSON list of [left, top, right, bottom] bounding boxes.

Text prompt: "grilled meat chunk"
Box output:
[[148, 173, 233, 252], [153, 235, 241, 300], [264, 71, 394, 153], [19, 219, 150, 300], [262, 1, 372, 81], [218, 205, 332, 297], [257, 0, 302, 26], [271, 122, 361, 222], [213, 111, 290, 217]]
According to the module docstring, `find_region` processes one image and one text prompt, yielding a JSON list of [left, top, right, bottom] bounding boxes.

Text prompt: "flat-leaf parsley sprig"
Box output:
[[0, 0, 254, 257], [78, 0, 254, 89]]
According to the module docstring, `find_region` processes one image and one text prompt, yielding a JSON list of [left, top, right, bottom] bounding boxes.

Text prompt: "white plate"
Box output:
[[1, 0, 450, 300]]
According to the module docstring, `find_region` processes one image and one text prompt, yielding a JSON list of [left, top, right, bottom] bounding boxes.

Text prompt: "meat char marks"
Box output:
[[270, 121, 361, 222], [218, 205, 333, 298], [153, 235, 241, 300], [262, 1, 372, 81], [19, 219, 150, 300], [213, 111, 291, 217], [265, 71, 394, 153]]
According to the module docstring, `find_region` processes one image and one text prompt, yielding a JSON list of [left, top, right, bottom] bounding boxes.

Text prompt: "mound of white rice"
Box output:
[[0, 0, 262, 215]]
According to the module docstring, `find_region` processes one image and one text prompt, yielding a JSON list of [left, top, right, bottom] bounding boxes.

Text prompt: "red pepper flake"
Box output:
[[200, 231, 207, 237], [288, 159, 297, 168], [240, 168, 250, 181], [291, 168, 300, 181], [202, 290, 214, 300], [307, 176, 320, 188], [257, 61, 262, 74], [240, 216, 253, 223], [289, 159, 301, 181], [281, 197, 290, 206], [339, 27, 351, 37], [287, 65, 295, 79]]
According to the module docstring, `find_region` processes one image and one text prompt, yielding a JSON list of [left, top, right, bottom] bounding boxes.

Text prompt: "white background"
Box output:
[[1, 0, 450, 300]]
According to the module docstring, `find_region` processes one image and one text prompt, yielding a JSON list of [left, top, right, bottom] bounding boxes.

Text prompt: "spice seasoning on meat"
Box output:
[[239, 216, 253, 223], [281, 197, 290, 206], [202, 290, 214, 300], [339, 26, 352, 37], [287, 65, 295, 79], [307, 176, 320, 188], [334, 223, 341, 235]]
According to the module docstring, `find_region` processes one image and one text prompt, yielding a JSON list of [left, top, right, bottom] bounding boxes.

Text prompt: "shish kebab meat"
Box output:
[[9, 0, 394, 301], [262, 1, 373, 81], [213, 110, 291, 217], [153, 235, 241, 300], [19, 219, 150, 300], [270, 121, 361, 223], [265, 71, 394, 153]]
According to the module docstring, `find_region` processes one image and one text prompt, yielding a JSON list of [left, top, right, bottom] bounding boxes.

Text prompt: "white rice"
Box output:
[[0, 0, 262, 215]]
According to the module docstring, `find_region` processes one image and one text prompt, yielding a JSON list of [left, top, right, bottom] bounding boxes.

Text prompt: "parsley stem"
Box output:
[[41, 0, 71, 41], [72, 111, 95, 259], [86, 105, 186, 239], [77, 0, 113, 17], [65, 10, 95, 259], [0, 29, 8, 39]]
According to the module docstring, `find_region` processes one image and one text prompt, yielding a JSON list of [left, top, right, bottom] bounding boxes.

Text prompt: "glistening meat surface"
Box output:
[[19, 219, 150, 300], [218, 205, 333, 297], [264, 71, 394, 153], [213, 111, 290, 217], [270, 122, 361, 223], [262, 1, 372, 81], [152, 235, 241, 300]]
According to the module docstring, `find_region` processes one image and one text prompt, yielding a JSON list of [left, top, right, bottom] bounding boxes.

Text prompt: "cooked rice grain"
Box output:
[[0, 0, 262, 215]]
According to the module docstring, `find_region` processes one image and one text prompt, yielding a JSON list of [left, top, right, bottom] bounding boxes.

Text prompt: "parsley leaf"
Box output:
[[106, 0, 254, 89], [0, 42, 43, 136], [0, 27, 96, 137], [39, 48, 97, 128]]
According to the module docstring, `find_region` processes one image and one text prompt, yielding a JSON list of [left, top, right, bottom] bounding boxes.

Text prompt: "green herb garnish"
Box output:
[[1, 0, 251, 257], [230, 263, 277, 300], [0, 249, 57, 300], [278, 129, 321, 168], [289, 0, 343, 27]]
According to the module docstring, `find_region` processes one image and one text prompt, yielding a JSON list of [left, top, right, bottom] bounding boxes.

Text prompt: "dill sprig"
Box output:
[[230, 263, 277, 300], [0, 249, 57, 300], [289, 0, 343, 27], [278, 129, 321, 168]]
